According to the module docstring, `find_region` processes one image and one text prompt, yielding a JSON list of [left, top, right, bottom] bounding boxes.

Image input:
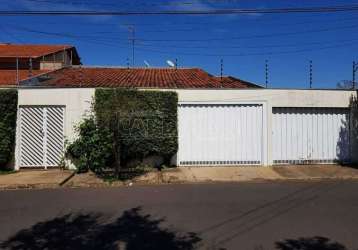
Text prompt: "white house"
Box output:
[[10, 66, 357, 170]]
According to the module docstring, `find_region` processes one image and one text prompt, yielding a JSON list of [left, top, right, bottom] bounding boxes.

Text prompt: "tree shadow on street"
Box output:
[[275, 236, 352, 250], [0, 207, 201, 250]]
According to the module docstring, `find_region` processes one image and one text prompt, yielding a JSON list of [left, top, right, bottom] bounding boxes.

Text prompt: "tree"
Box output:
[[337, 80, 355, 89], [66, 116, 114, 173], [94, 88, 178, 173]]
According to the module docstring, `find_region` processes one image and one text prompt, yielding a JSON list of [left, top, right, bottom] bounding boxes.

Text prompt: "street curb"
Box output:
[[1, 173, 358, 190], [0, 183, 60, 190], [0, 171, 76, 190]]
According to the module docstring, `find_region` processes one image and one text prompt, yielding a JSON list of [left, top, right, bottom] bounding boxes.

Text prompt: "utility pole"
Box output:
[[353, 61, 358, 89], [128, 25, 135, 67], [265, 59, 269, 88], [28, 58, 33, 78], [309, 60, 313, 89], [220, 59, 223, 88], [16, 58, 19, 85]]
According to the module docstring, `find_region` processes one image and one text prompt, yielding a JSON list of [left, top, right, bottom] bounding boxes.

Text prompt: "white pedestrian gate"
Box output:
[[19, 106, 65, 168], [178, 104, 263, 166], [272, 108, 350, 164]]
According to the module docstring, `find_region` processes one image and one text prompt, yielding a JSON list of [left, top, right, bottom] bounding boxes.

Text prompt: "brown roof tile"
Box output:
[[20, 67, 261, 89], [0, 44, 73, 58], [26, 67, 224, 88], [213, 76, 262, 88], [0, 69, 50, 86]]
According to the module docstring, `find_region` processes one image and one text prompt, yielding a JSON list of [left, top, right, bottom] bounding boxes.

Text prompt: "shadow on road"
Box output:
[[199, 182, 348, 248], [275, 236, 352, 250], [0, 207, 201, 250]]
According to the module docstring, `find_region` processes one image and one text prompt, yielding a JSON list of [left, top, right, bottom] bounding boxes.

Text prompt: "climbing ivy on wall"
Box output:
[[0, 89, 18, 169], [94, 88, 178, 167], [350, 95, 358, 163]]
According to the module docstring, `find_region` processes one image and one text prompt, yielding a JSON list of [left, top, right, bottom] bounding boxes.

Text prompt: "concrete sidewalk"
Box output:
[[1, 165, 358, 190], [137, 165, 358, 184], [160, 166, 282, 183], [0, 170, 74, 190]]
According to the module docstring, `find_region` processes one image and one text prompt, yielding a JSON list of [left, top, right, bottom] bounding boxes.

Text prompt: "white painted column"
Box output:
[[266, 102, 274, 166]]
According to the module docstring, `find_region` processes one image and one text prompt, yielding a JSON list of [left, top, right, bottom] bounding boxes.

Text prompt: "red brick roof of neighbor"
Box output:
[[27, 66, 262, 89], [0, 70, 50, 86], [0, 44, 73, 58], [213, 76, 263, 88]]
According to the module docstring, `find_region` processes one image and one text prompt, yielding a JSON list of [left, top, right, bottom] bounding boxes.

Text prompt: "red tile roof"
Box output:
[[0, 70, 50, 86], [0, 44, 73, 58], [213, 76, 262, 88], [23, 67, 261, 89]]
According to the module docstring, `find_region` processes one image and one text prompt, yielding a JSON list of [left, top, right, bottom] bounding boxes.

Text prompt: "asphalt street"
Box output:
[[0, 181, 358, 250]]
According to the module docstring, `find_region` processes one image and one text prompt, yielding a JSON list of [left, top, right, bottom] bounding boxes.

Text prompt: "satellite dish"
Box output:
[[166, 60, 175, 67], [144, 60, 150, 68]]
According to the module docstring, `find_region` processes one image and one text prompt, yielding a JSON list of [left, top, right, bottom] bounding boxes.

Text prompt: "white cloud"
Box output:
[[162, 0, 263, 20], [161, 0, 214, 11], [11, 0, 114, 22]]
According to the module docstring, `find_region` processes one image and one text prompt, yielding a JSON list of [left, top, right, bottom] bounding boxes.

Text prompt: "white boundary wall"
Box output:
[[15, 88, 356, 168], [15, 88, 94, 170], [171, 89, 356, 165]]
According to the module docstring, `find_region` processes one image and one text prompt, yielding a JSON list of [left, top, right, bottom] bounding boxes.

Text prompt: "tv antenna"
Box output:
[[144, 60, 150, 68], [166, 60, 175, 68]]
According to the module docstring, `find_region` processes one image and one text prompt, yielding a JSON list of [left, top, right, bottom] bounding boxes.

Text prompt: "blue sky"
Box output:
[[1, 0, 358, 88]]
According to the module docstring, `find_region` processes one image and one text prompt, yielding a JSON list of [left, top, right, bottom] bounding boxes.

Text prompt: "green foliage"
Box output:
[[350, 95, 358, 164], [66, 116, 114, 173], [94, 88, 178, 166], [0, 89, 18, 169], [0, 170, 16, 175]]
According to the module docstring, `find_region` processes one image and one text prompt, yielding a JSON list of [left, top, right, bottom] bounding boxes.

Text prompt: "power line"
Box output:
[[74, 15, 358, 36], [134, 41, 358, 57], [8, 21, 358, 46], [137, 23, 358, 42], [4, 24, 130, 45], [24, 14, 358, 28], [5, 23, 358, 57], [0, 25, 24, 43], [2, 5, 358, 16], [4, 22, 358, 58], [136, 37, 358, 50], [17, 0, 199, 8], [19, 21, 358, 43], [4, 25, 130, 48]]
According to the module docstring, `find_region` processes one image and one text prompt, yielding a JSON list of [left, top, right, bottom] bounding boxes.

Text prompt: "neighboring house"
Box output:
[[0, 43, 80, 86], [21, 66, 262, 88], [13, 65, 357, 170]]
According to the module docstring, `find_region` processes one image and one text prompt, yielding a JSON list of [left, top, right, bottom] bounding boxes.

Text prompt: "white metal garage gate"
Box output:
[[272, 107, 350, 164], [18, 106, 65, 168], [178, 103, 264, 166]]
